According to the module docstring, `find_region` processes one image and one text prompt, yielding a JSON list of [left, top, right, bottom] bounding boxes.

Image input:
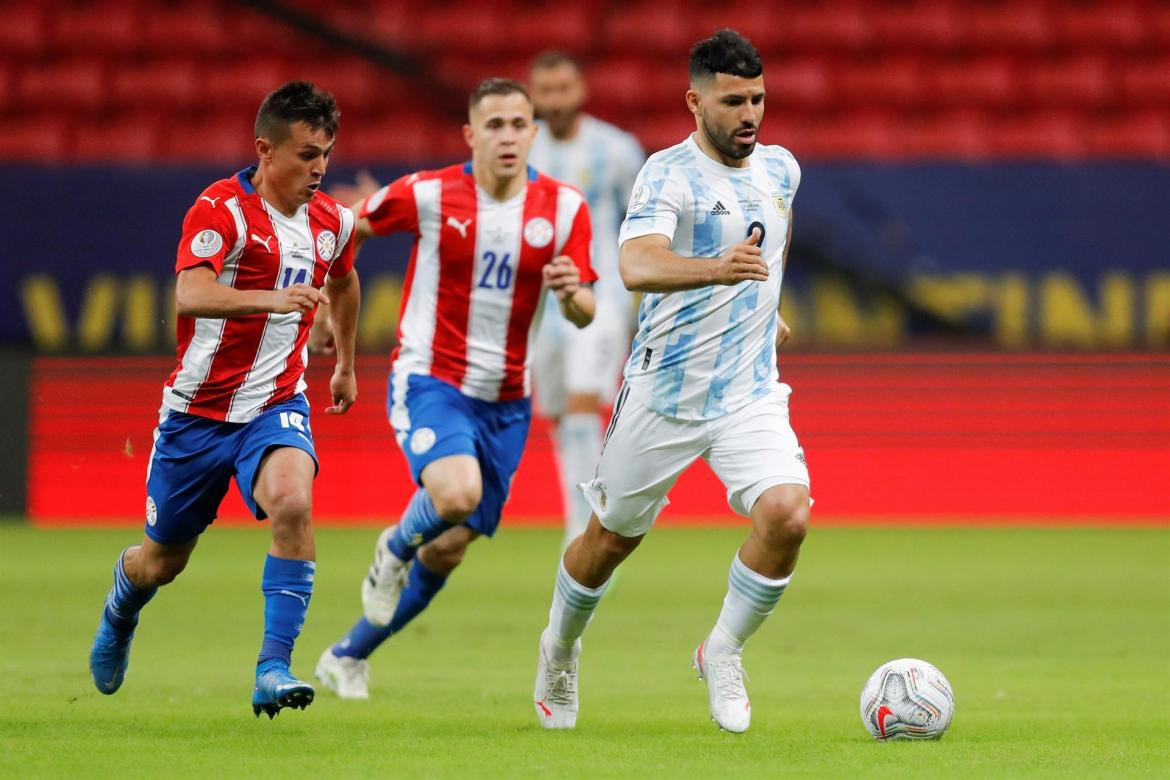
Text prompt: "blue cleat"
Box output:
[[89, 608, 135, 695], [252, 660, 315, 719]]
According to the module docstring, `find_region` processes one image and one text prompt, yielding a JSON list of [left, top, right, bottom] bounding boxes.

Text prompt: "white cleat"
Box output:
[[315, 647, 370, 700], [534, 630, 580, 729], [361, 525, 412, 626], [693, 639, 751, 733]]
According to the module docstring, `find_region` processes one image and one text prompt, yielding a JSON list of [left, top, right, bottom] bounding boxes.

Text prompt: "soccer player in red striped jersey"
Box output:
[[88, 82, 361, 719], [315, 79, 596, 699]]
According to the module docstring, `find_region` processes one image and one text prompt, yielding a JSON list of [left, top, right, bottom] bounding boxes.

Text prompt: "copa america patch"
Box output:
[[316, 229, 337, 261], [523, 217, 554, 248], [410, 427, 436, 455], [627, 183, 651, 214], [190, 229, 223, 258], [146, 496, 157, 526]]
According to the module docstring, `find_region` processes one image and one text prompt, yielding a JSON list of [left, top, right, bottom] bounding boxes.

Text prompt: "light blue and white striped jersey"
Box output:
[[618, 134, 800, 420], [530, 115, 645, 312]]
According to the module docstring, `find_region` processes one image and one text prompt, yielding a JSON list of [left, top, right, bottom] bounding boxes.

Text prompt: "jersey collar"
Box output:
[[461, 161, 539, 181], [236, 166, 258, 194]]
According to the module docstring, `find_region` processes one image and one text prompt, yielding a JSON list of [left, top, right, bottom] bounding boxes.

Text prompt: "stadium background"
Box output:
[[1, 0, 1165, 526]]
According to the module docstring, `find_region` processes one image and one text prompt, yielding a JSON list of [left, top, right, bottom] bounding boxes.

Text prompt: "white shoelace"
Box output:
[[544, 665, 577, 706], [711, 657, 749, 701]]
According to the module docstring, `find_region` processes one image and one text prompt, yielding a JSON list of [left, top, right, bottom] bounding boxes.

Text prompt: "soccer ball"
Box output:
[[859, 658, 955, 740]]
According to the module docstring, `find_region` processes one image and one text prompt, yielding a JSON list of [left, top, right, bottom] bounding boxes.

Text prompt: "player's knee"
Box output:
[[265, 487, 313, 526], [429, 484, 481, 523], [755, 491, 810, 549]]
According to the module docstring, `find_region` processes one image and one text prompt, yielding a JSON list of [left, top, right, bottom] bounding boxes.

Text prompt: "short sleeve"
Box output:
[[359, 174, 418, 236], [618, 161, 685, 247], [560, 199, 596, 284], [327, 204, 357, 278], [175, 191, 238, 274]]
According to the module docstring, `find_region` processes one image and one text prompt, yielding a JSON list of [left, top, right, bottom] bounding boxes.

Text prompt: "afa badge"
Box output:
[[772, 192, 788, 218]]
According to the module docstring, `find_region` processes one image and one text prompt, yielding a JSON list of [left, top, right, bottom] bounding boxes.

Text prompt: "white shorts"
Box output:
[[581, 382, 810, 537], [532, 301, 631, 418]]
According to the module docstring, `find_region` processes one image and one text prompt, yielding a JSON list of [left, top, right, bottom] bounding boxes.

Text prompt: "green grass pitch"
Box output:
[[1, 523, 1167, 778]]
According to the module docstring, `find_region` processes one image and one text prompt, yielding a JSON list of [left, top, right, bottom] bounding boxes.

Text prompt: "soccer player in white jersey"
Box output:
[[87, 82, 361, 718], [532, 30, 810, 733], [314, 79, 597, 700], [528, 51, 645, 545]]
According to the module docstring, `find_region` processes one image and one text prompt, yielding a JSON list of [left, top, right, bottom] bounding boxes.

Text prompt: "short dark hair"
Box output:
[[468, 77, 531, 111], [689, 29, 763, 82], [531, 50, 581, 73], [255, 81, 339, 144]]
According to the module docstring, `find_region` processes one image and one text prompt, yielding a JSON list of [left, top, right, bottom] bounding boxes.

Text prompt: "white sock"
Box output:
[[556, 413, 602, 544], [545, 558, 608, 661], [706, 553, 791, 656]]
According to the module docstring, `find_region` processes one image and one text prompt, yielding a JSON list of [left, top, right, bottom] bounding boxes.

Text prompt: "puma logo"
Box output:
[[447, 216, 471, 238], [251, 233, 273, 252], [278, 589, 309, 607], [199, 196, 220, 208]]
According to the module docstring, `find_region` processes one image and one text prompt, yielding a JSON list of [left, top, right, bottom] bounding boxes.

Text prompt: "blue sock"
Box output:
[[332, 560, 447, 659], [257, 555, 315, 667], [103, 548, 158, 631], [387, 489, 452, 561]]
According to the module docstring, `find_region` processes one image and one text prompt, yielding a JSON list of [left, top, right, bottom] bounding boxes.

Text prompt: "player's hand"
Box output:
[[543, 255, 581, 301], [308, 302, 336, 355], [272, 284, 328, 315], [326, 366, 357, 415], [329, 170, 381, 209], [712, 228, 767, 285], [776, 314, 792, 349]]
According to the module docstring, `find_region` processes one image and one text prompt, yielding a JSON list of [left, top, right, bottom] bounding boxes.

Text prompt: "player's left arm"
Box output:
[[545, 192, 597, 328], [777, 207, 794, 349], [323, 267, 360, 414]]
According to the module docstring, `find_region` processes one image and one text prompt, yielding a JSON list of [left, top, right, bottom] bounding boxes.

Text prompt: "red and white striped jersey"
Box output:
[[164, 167, 357, 423], [361, 163, 594, 402]]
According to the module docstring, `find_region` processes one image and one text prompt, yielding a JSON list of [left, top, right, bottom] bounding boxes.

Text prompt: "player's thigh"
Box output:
[[389, 372, 481, 487], [531, 310, 567, 418], [705, 383, 810, 518], [584, 387, 705, 538], [563, 308, 629, 406], [234, 395, 319, 521], [463, 397, 532, 537], [145, 409, 236, 544]]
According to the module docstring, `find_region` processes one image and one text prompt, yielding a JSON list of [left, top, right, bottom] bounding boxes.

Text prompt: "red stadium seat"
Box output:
[[871, 2, 961, 51], [417, 6, 507, 55], [836, 56, 927, 108], [1024, 57, 1112, 108], [1120, 57, 1170, 106], [0, 4, 47, 58], [626, 113, 695, 156], [990, 111, 1085, 159], [141, 5, 227, 56], [901, 111, 994, 159], [201, 59, 290, 110], [965, 1, 1053, 52], [0, 116, 70, 161], [606, 4, 702, 55], [1056, 2, 1146, 52], [1087, 111, 1170, 158], [792, 112, 901, 159], [928, 56, 1023, 109], [17, 59, 107, 111], [73, 115, 162, 163], [52, 3, 140, 55], [785, 3, 871, 53], [585, 58, 686, 113], [343, 114, 466, 164], [692, 6, 786, 54], [766, 58, 836, 110], [508, 7, 595, 56], [110, 61, 202, 109], [161, 113, 257, 164]]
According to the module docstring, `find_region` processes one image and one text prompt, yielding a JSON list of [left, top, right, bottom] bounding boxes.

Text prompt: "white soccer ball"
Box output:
[[859, 658, 955, 740]]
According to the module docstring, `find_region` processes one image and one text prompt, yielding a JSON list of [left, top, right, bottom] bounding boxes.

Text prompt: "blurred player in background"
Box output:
[[88, 81, 361, 718], [532, 30, 808, 734], [315, 79, 596, 700], [527, 51, 645, 546]]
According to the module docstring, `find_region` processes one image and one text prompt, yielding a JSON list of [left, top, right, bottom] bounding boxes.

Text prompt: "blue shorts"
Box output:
[[144, 394, 319, 545], [388, 373, 531, 537]]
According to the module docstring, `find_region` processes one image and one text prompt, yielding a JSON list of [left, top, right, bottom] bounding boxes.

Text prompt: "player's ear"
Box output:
[[462, 124, 474, 149], [686, 89, 702, 117], [255, 136, 272, 161]]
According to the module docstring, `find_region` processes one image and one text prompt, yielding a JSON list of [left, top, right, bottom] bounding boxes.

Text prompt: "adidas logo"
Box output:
[[710, 201, 731, 216]]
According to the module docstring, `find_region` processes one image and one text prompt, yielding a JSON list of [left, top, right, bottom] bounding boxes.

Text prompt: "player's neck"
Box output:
[[472, 162, 526, 202], [693, 129, 750, 169], [249, 166, 301, 217]]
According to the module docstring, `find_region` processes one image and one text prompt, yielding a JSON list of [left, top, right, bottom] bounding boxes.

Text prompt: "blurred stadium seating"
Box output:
[[1, 0, 1168, 163]]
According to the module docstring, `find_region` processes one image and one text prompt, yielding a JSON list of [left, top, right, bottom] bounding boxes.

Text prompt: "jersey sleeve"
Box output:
[[175, 190, 239, 274], [327, 204, 357, 278], [559, 195, 596, 284], [359, 174, 418, 236], [617, 159, 685, 247]]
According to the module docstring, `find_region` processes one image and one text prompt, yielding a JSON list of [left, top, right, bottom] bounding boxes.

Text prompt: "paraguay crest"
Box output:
[[523, 217, 554, 248], [316, 230, 337, 261]]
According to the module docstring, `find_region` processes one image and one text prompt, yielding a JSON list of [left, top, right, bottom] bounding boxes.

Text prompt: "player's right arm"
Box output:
[[352, 173, 420, 258], [619, 230, 768, 293]]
